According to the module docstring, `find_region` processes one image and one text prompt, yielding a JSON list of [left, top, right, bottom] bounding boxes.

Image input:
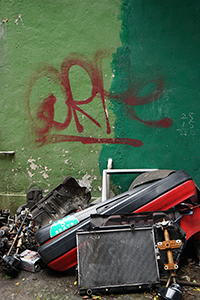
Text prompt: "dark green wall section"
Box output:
[[99, 0, 200, 192]]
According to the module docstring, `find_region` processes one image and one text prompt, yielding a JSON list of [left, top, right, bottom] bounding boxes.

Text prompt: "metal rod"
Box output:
[[0, 151, 15, 155], [7, 213, 27, 255], [106, 158, 113, 200], [164, 228, 176, 284], [161, 278, 200, 287]]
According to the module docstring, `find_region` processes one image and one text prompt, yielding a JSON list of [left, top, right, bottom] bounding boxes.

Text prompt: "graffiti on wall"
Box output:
[[27, 50, 172, 148], [176, 112, 195, 137]]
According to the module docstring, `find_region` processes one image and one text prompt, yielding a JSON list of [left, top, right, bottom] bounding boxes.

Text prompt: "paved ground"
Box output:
[[0, 265, 151, 300], [1, 255, 200, 300], [1, 207, 200, 300]]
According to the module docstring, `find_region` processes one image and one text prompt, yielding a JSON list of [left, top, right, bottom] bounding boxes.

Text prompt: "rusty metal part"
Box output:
[[156, 221, 182, 286], [160, 278, 200, 287], [0, 226, 9, 238], [15, 233, 24, 254], [157, 239, 182, 250], [157, 226, 182, 272], [163, 229, 179, 272], [157, 225, 183, 299], [7, 212, 28, 256], [2, 213, 28, 276]]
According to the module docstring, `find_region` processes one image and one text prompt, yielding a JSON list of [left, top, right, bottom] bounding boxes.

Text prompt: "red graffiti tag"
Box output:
[[27, 51, 172, 147]]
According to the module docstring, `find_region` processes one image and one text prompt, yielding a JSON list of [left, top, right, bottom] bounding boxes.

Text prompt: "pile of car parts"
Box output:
[[1, 170, 200, 299], [0, 176, 91, 276], [34, 169, 200, 299], [0, 208, 38, 276], [77, 210, 185, 297]]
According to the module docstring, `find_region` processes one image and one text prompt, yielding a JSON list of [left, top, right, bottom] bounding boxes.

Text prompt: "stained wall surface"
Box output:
[[0, 0, 199, 197], [100, 0, 200, 192]]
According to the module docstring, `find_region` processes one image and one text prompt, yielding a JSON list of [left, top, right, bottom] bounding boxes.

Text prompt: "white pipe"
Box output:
[[101, 168, 159, 202], [106, 158, 113, 200]]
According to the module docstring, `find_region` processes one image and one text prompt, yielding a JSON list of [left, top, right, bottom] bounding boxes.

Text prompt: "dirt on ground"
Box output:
[[0, 265, 150, 300], [1, 208, 200, 300], [1, 249, 200, 300]]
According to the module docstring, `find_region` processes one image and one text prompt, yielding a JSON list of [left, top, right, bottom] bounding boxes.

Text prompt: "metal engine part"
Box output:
[[77, 226, 160, 295], [157, 283, 182, 300], [2, 254, 21, 276], [30, 176, 91, 226]]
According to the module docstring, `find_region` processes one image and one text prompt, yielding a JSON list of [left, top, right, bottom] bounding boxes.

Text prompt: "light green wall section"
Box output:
[[0, 0, 121, 197]]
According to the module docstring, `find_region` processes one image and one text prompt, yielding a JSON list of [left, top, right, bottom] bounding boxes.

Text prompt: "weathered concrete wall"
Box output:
[[1, 0, 200, 199], [0, 0, 121, 197]]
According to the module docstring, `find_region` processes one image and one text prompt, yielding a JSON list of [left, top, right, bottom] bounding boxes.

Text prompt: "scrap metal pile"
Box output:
[[0, 208, 39, 276], [0, 175, 91, 276], [1, 169, 200, 300]]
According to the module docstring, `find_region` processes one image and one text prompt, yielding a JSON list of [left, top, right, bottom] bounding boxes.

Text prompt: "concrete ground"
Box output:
[[0, 265, 151, 300], [1, 258, 200, 300]]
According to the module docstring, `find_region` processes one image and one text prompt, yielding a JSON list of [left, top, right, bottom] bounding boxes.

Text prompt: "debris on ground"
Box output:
[[1, 170, 200, 300], [0, 176, 91, 277], [77, 211, 185, 297]]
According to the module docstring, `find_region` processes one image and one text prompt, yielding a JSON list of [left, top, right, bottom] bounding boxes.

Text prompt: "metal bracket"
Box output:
[[157, 239, 182, 250], [157, 227, 182, 272], [0, 151, 15, 155]]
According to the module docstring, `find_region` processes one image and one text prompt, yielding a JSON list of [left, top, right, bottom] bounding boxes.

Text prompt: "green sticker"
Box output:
[[50, 215, 79, 238]]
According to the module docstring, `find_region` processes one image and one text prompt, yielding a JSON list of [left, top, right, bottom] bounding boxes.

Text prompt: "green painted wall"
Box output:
[[0, 0, 121, 197], [100, 0, 200, 193], [1, 0, 200, 200]]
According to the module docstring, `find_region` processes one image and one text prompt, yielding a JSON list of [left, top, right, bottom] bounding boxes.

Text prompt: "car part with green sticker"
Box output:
[[35, 170, 198, 272]]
